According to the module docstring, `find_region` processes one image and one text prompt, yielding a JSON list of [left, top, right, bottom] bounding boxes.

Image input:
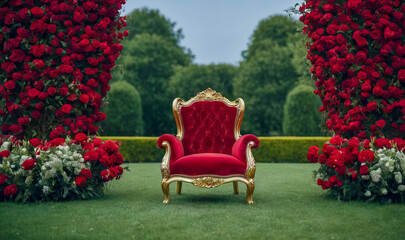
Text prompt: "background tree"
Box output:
[[124, 8, 183, 44], [112, 8, 193, 136], [283, 84, 322, 136], [235, 15, 300, 136], [101, 81, 143, 136], [243, 15, 299, 61], [169, 64, 237, 100]]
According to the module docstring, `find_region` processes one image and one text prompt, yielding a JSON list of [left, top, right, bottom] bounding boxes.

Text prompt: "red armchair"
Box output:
[[157, 88, 259, 204]]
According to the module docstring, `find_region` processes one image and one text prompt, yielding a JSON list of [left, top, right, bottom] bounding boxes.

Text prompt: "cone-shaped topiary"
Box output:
[[102, 81, 143, 136], [283, 84, 322, 136]]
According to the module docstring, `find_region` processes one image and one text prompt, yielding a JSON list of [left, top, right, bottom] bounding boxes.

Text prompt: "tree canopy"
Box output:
[[124, 7, 183, 44], [169, 64, 237, 100]]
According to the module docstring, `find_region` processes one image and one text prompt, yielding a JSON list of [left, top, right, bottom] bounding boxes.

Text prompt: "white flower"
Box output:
[[43, 186, 49, 195], [361, 175, 370, 180], [25, 176, 33, 186], [395, 172, 403, 184], [365, 191, 371, 197], [370, 169, 381, 183], [381, 188, 388, 195], [398, 185, 405, 191]]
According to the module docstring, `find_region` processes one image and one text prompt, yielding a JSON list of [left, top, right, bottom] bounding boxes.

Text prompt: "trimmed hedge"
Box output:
[[100, 136, 330, 163], [283, 84, 322, 136]]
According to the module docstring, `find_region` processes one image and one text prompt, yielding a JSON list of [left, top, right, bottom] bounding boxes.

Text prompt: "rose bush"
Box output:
[[0, 135, 124, 202], [300, 0, 405, 202], [0, 0, 127, 140], [310, 136, 405, 202], [0, 0, 128, 202]]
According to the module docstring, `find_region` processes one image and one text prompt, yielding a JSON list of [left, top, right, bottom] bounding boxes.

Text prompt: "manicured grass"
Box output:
[[1, 163, 405, 239]]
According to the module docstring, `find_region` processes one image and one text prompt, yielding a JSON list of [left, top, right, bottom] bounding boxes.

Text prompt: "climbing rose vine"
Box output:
[[0, 0, 127, 202], [300, 0, 405, 202], [0, 0, 128, 140]]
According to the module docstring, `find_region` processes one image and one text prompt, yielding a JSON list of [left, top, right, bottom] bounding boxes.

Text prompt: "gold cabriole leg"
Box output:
[[233, 181, 239, 194], [246, 179, 255, 204], [177, 181, 182, 194], [161, 180, 170, 204]]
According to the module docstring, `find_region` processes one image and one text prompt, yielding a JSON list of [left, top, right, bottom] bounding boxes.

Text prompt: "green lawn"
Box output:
[[1, 163, 405, 240]]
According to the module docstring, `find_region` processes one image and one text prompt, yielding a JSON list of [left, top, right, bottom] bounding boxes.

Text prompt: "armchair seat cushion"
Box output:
[[170, 153, 247, 177]]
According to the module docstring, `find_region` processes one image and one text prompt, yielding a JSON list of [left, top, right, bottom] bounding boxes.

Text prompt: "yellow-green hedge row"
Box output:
[[99, 136, 330, 163]]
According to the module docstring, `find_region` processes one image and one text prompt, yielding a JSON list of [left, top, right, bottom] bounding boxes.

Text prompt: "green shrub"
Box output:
[[99, 136, 329, 163], [283, 84, 322, 136], [101, 81, 143, 136]]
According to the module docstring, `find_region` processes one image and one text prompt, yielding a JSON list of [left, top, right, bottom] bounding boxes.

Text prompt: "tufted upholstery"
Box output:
[[180, 101, 237, 155]]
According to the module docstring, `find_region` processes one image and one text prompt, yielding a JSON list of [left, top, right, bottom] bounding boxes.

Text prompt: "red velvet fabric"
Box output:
[[180, 101, 237, 155], [157, 134, 184, 162], [232, 134, 260, 163], [170, 153, 246, 176]]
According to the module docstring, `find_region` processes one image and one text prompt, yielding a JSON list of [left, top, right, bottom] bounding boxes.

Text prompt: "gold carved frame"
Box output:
[[160, 88, 256, 204]]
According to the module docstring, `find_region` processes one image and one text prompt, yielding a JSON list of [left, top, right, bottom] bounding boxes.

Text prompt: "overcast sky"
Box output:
[[122, 0, 301, 65]]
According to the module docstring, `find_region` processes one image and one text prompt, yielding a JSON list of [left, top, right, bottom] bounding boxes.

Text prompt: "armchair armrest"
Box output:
[[157, 134, 184, 162], [232, 134, 260, 163], [158, 134, 184, 180]]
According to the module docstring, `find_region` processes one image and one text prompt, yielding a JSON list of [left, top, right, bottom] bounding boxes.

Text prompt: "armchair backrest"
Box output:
[[173, 89, 244, 155]]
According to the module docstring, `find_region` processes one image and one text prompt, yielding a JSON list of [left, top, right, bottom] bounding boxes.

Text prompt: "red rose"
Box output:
[[18, 116, 30, 126], [83, 150, 99, 161], [0, 174, 8, 185], [32, 110, 41, 119], [29, 138, 41, 147], [100, 169, 110, 182], [38, 92, 48, 100], [358, 150, 374, 163], [4, 80, 16, 90], [67, 94, 77, 101], [47, 24, 57, 33], [75, 175, 86, 187], [49, 130, 60, 139], [87, 78, 98, 88], [21, 159, 37, 170], [359, 165, 369, 175], [45, 138, 65, 148], [93, 137, 103, 147], [9, 0, 23, 7], [376, 120, 386, 129], [307, 146, 319, 163], [329, 136, 343, 145], [33, 59, 45, 69], [109, 166, 119, 178], [47, 87, 57, 96], [9, 124, 23, 134], [4, 184, 18, 196], [117, 166, 124, 175], [10, 49, 25, 63], [0, 150, 11, 158], [79, 94, 89, 104], [73, 134, 86, 143], [80, 169, 92, 179], [1, 61, 15, 73], [367, 102, 377, 111], [30, 7, 44, 18], [101, 140, 119, 154], [99, 155, 111, 167], [28, 88, 40, 99], [59, 87, 69, 96], [31, 44, 46, 57], [61, 104, 72, 114], [30, 19, 47, 33], [398, 69, 405, 82]]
